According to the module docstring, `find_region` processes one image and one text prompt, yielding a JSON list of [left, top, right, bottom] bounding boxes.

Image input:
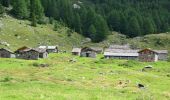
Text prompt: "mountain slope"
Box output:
[[0, 15, 84, 51], [0, 15, 170, 55]]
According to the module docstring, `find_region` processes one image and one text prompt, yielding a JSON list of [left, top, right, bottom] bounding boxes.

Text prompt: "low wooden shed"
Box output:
[[80, 47, 97, 58], [0, 48, 15, 58], [72, 48, 81, 56], [138, 48, 158, 62]]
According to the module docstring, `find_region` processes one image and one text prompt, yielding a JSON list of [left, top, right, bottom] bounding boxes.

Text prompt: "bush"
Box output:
[[37, 16, 49, 24], [1, 76, 13, 82], [118, 60, 139, 68]]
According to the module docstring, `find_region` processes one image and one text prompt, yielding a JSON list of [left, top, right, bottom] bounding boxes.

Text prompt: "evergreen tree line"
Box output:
[[0, 0, 170, 42]]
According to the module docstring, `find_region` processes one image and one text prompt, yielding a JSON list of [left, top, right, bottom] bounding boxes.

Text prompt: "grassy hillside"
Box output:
[[1, 15, 170, 52], [0, 53, 170, 100], [0, 15, 84, 51]]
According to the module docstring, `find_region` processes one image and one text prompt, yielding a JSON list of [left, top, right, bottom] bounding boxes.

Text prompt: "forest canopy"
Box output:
[[0, 0, 170, 42]]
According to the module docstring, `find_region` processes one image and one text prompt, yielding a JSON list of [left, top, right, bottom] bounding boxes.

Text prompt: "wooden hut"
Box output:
[[72, 48, 81, 56], [80, 47, 97, 58], [0, 48, 15, 58], [138, 48, 158, 62]]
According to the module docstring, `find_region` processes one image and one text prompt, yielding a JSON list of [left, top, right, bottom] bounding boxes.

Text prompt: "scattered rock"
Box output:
[[142, 65, 153, 72], [138, 83, 145, 89], [69, 58, 77, 62], [39, 63, 49, 67], [66, 78, 73, 82], [116, 80, 130, 88]]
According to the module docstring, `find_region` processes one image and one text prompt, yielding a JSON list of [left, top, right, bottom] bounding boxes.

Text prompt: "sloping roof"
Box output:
[[90, 47, 103, 52], [138, 48, 168, 54], [81, 47, 97, 52], [109, 44, 130, 49], [15, 46, 31, 53], [138, 48, 157, 53], [104, 49, 139, 57], [0, 48, 13, 53], [39, 46, 58, 49], [154, 50, 168, 54], [33, 48, 47, 53], [72, 48, 81, 53]]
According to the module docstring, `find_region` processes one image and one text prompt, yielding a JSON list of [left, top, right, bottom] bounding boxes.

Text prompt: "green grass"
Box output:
[[0, 53, 170, 100], [0, 16, 84, 51]]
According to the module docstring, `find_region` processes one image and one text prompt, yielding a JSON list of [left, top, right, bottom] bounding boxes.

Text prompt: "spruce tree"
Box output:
[[12, 0, 29, 19], [0, 4, 4, 15], [128, 16, 141, 37], [88, 24, 96, 41], [30, 0, 44, 26]]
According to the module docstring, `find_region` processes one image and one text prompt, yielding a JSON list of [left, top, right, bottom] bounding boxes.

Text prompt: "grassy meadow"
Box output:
[[0, 53, 170, 100]]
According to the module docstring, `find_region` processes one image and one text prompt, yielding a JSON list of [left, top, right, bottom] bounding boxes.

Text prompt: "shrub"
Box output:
[[118, 60, 139, 68], [1, 76, 13, 82]]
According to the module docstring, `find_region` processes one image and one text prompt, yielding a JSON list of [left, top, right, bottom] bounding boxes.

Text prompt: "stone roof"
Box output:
[[104, 49, 139, 57], [39, 46, 58, 49], [154, 50, 168, 54], [90, 47, 103, 52], [138, 48, 168, 54], [109, 44, 130, 49], [0, 48, 13, 53], [72, 48, 81, 53], [33, 48, 47, 53]]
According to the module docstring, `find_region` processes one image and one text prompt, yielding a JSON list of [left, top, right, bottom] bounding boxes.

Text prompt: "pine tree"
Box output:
[[143, 17, 155, 35], [88, 24, 96, 40], [128, 16, 141, 37], [74, 13, 82, 34], [93, 15, 109, 42], [12, 0, 29, 19], [0, 4, 4, 15], [30, 0, 44, 26]]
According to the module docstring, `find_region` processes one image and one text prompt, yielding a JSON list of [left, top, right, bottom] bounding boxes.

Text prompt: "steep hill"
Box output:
[[0, 15, 170, 54], [0, 15, 84, 51]]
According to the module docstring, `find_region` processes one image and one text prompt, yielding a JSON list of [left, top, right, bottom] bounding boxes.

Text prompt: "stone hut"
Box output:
[[154, 50, 168, 61], [15, 46, 48, 60], [104, 49, 139, 60], [0, 48, 15, 58], [80, 47, 97, 58], [72, 48, 81, 56], [39, 46, 58, 53], [138, 48, 158, 62], [34, 48, 48, 58]]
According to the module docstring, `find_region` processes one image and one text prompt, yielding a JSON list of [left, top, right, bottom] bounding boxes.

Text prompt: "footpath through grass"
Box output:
[[0, 53, 170, 100]]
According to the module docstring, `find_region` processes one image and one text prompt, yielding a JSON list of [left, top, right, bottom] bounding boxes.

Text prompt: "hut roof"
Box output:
[[15, 46, 30, 53], [81, 47, 97, 52], [109, 44, 130, 49], [154, 50, 168, 54], [138, 48, 157, 53], [104, 49, 139, 57], [72, 48, 81, 53], [0, 48, 13, 53], [138, 48, 168, 54], [33, 48, 47, 53], [90, 47, 103, 52], [39, 46, 58, 49]]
